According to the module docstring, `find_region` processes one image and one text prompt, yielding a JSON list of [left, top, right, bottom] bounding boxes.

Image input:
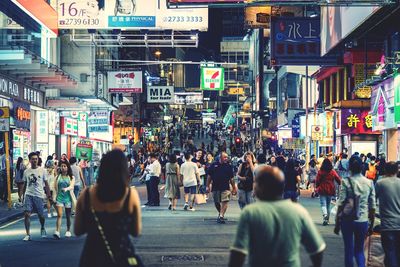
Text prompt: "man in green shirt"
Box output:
[[229, 165, 325, 267]]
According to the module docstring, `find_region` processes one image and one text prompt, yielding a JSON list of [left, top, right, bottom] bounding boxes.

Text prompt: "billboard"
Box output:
[[244, 6, 271, 29], [174, 92, 203, 105], [108, 71, 142, 93], [200, 67, 224, 91], [271, 17, 338, 66], [321, 6, 381, 55], [147, 86, 174, 103], [58, 0, 208, 30]]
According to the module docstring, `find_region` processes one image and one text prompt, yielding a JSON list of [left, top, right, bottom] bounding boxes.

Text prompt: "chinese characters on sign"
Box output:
[[341, 109, 374, 134], [270, 17, 338, 65]]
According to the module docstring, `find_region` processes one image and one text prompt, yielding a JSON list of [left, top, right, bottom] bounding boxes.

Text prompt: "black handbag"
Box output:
[[90, 204, 144, 267], [339, 178, 360, 221]]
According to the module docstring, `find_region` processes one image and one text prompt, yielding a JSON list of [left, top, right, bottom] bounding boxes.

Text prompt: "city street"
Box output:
[[0, 184, 343, 267]]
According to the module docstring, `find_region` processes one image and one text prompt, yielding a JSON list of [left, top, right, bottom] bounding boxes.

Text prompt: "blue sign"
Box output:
[[12, 101, 30, 130], [108, 16, 156, 27], [271, 17, 338, 66], [292, 117, 300, 138], [88, 125, 109, 133]]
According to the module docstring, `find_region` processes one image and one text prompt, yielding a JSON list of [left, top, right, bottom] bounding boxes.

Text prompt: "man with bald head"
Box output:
[[229, 165, 326, 267], [207, 152, 236, 224]]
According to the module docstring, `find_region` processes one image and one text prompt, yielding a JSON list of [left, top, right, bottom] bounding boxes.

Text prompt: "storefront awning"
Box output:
[[0, 48, 78, 89]]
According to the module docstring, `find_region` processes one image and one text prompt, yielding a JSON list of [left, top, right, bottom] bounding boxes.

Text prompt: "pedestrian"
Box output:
[[74, 150, 142, 267], [283, 159, 301, 202], [268, 155, 277, 167], [181, 152, 200, 211], [147, 153, 161, 206], [45, 156, 57, 218], [70, 157, 86, 198], [334, 153, 350, 179], [22, 152, 51, 241], [316, 158, 341, 225], [54, 160, 75, 239], [307, 159, 319, 198], [276, 152, 286, 172], [14, 157, 26, 203], [375, 161, 400, 267], [365, 156, 378, 181], [229, 165, 325, 267], [334, 155, 376, 267], [237, 152, 256, 209], [164, 154, 181, 211], [0, 149, 7, 202], [376, 154, 386, 182], [206, 152, 237, 224]]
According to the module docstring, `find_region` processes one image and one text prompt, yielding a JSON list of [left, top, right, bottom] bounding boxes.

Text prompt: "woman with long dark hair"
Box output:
[[316, 158, 341, 226], [14, 157, 25, 203], [54, 160, 75, 239], [283, 159, 301, 202], [74, 150, 142, 267], [237, 152, 256, 209], [164, 154, 180, 211]]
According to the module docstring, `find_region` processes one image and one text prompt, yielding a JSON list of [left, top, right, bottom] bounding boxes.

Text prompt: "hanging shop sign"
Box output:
[[174, 92, 203, 105], [76, 140, 93, 161], [311, 125, 323, 141], [291, 117, 300, 138], [147, 86, 174, 103], [0, 107, 10, 132], [228, 87, 245, 95], [12, 101, 31, 130], [341, 109, 375, 135], [200, 67, 224, 91], [61, 117, 78, 136], [271, 17, 338, 66], [0, 74, 45, 107], [245, 6, 271, 29], [78, 121, 87, 137], [282, 138, 305, 150], [394, 73, 400, 123], [88, 111, 110, 133], [48, 111, 60, 135], [108, 71, 143, 93], [36, 111, 49, 143]]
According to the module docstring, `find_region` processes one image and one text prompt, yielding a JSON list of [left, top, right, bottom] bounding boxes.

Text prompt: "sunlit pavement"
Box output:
[[0, 183, 344, 267]]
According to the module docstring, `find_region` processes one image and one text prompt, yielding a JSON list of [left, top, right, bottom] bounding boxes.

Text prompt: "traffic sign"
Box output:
[[311, 125, 323, 141]]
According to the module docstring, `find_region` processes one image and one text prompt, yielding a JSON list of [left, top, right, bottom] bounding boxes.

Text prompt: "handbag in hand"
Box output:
[[338, 178, 360, 221], [90, 206, 144, 267]]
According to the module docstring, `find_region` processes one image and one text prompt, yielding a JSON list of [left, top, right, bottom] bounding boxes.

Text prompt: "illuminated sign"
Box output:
[[341, 109, 375, 134], [108, 71, 143, 93], [395, 73, 400, 123], [200, 67, 224, 91], [12, 101, 31, 130], [61, 117, 78, 136]]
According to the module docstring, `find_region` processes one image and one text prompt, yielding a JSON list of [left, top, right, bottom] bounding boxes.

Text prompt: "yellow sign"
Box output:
[[228, 88, 245, 95], [0, 107, 10, 118]]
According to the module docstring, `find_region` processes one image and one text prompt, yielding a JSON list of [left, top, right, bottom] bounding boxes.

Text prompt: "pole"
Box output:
[[305, 66, 310, 171], [5, 132, 11, 209]]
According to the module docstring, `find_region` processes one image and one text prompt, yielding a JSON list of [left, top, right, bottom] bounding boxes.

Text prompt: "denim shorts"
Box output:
[[184, 185, 197, 194], [56, 201, 72, 209], [24, 195, 45, 217]]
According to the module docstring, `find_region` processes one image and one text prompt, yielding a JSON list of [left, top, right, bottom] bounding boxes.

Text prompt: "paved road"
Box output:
[[0, 184, 344, 267]]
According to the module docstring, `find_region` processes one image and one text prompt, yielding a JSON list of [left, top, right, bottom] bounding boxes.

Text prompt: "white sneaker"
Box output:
[[22, 235, 31, 241], [188, 207, 196, 212], [41, 228, 47, 238], [65, 231, 72, 238], [52, 212, 57, 217], [47, 213, 52, 218], [53, 231, 60, 240], [183, 203, 189, 210]]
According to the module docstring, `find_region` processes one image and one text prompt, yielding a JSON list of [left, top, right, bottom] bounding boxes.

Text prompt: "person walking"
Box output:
[[22, 152, 51, 241], [283, 159, 301, 202], [54, 160, 75, 239], [164, 154, 181, 211], [307, 159, 319, 198], [45, 156, 57, 218], [375, 161, 400, 267], [207, 152, 236, 224], [237, 152, 256, 209], [335, 153, 350, 179], [180, 152, 200, 211], [334, 155, 376, 267], [316, 158, 341, 226], [70, 157, 86, 198], [229, 165, 325, 267], [148, 153, 161, 206], [74, 150, 142, 267], [14, 157, 26, 203]]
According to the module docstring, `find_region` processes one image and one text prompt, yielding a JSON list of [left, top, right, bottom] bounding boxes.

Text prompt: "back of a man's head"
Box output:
[[255, 165, 285, 201], [385, 161, 399, 176], [184, 152, 192, 161]]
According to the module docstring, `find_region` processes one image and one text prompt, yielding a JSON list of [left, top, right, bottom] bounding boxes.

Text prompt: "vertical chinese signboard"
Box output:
[[394, 73, 400, 123], [200, 67, 224, 90], [341, 109, 374, 134], [270, 17, 338, 65]]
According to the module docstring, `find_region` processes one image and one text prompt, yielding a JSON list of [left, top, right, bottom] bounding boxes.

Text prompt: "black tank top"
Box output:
[[79, 189, 136, 267]]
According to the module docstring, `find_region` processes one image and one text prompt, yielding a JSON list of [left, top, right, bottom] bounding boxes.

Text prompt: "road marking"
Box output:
[[0, 214, 36, 229]]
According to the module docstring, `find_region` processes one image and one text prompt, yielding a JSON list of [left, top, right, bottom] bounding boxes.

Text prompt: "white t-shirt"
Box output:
[[180, 161, 199, 187], [23, 167, 48, 198]]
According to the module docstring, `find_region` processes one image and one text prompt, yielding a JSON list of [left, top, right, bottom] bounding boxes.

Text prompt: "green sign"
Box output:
[[76, 140, 93, 161], [395, 73, 400, 123], [200, 67, 224, 90]]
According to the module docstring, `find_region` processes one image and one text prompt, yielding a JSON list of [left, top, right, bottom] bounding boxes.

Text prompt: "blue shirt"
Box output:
[[208, 162, 234, 191]]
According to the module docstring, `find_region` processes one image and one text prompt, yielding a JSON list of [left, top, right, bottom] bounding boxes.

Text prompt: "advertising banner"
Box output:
[[36, 111, 48, 143], [245, 6, 271, 29], [76, 140, 93, 161], [48, 111, 60, 135], [282, 138, 305, 150], [200, 67, 224, 90], [12, 101, 30, 130], [61, 117, 78, 136], [174, 92, 203, 105], [341, 109, 375, 135], [88, 111, 109, 133], [291, 117, 300, 138], [395, 73, 400, 123], [147, 86, 174, 103], [271, 17, 338, 66], [108, 71, 142, 93]]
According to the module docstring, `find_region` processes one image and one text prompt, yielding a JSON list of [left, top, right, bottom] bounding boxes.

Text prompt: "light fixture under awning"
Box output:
[[0, 48, 78, 90]]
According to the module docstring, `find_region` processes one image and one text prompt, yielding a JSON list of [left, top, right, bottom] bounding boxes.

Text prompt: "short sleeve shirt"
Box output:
[[208, 162, 234, 191], [180, 161, 199, 187], [23, 167, 48, 198], [232, 200, 326, 267]]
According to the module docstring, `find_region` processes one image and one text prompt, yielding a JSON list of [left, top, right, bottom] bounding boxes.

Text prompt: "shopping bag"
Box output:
[[70, 190, 77, 211], [194, 194, 207, 205], [330, 205, 337, 220], [364, 233, 384, 267]]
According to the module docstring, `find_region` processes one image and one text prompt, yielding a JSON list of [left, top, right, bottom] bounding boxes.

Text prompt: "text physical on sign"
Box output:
[[147, 86, 174, 103]]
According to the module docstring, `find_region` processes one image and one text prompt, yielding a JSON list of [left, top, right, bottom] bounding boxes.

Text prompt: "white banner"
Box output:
[[174, 92, 203, 105], [58, 0, 208, 31], [108, 71, 142, 93], [147, 86, 174, 103], [36, 111, 48, 143]]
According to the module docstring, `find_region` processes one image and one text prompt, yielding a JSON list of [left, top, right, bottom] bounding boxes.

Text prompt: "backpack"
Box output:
[[366, 163, 377, 180], [338, 160, 346, 171]]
